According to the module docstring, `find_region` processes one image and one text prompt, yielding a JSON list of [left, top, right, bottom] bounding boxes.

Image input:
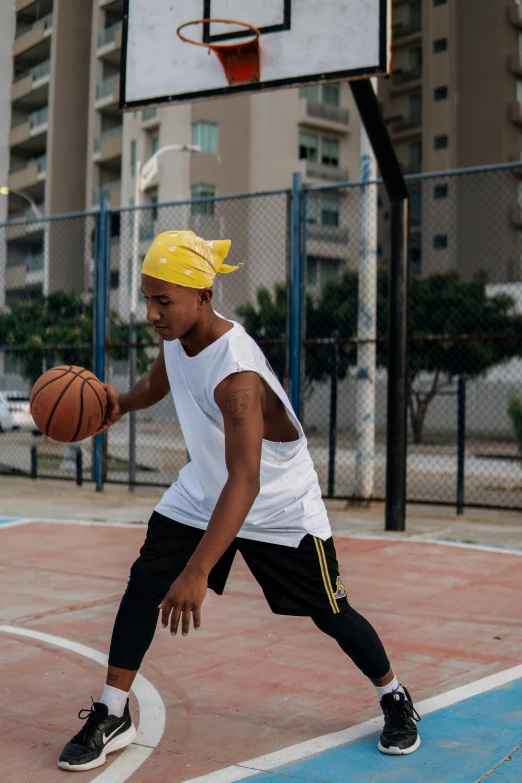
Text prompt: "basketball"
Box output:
[[30, 365, 107, 443]]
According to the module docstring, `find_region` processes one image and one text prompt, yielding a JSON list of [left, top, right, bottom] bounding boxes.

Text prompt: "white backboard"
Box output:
[[121, 0, 390, 109]]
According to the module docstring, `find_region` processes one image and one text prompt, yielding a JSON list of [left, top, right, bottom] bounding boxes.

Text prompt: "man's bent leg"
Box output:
[[312, 608, 420, 755]]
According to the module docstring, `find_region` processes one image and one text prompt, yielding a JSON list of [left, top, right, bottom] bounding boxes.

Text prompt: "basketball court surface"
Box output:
[[1, 515, 521, 782]]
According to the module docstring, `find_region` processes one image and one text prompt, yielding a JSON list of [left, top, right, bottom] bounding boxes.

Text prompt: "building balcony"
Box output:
[[305, 162, 349, 182], [390, 67, 422, 93], [510, 205, 522, 228], [93, 126, 123, 161], [390, 114, 422, 138], [141, 108, 159, 126], [8, 154, 47, 191], [95, 75, 120, 108], [93, 180, 121, 207], [392, 19, 422, 45], [306, 102, 349, 125], [98, 21, 122, 49], [13, 12, 53, 57], [508, 4, 522, 28], [306, 223, 349, 243], [509, 101, 522, 125], [10, 106, 48, 146], [11, 59, 50, 102], [508, 54, 522, 77]]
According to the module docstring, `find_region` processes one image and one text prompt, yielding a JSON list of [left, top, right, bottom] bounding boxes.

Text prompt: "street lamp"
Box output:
[[0, 186, 43, 220], [128, 142, 201, 491]]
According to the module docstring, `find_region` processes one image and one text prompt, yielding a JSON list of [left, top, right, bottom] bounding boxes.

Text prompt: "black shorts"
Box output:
[[132, 511, 350, 617]]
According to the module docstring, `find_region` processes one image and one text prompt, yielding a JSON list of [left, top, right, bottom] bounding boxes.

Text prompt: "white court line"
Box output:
[[0, 626, 165, 783], [1, 517, 522, 557], [181, 664, 522, 783]]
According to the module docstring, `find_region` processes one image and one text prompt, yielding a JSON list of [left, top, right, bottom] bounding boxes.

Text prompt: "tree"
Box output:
[[236, 270, 522, 443], [0, 291, 154, 386], [508, 392, 522, 464]]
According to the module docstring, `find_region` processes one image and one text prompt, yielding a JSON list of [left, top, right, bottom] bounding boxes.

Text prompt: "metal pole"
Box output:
[[128, 163, 141, 491], [350, 79, 410, 532], [128, 313, 137, 491], [93, 197, 110, 492], [289, 172, 303, 417], [75, 446, 83, 487], [30, 445, 37, 479], [354, 114, 377, 503], [328, 339, 339, 497], [456, 375, 466, 515]]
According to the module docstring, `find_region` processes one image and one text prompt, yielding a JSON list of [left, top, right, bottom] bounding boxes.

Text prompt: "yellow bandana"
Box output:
[[141, 230, 241, 289]]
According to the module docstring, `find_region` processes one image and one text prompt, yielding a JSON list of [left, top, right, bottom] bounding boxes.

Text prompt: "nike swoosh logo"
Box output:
[[103, 726, 122, 745]]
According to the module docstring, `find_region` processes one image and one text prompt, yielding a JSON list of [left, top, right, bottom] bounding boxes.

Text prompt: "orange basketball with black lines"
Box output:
[[30, 365, 107, 443]]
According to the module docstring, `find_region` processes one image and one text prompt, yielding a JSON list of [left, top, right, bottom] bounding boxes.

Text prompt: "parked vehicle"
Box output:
[[0, 396, 14, 433], [0, 392, 38, 433]]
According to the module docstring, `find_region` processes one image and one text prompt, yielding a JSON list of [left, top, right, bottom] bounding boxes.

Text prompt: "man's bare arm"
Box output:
[[99, 341, 170, 432], [160, 371, 263, 635]]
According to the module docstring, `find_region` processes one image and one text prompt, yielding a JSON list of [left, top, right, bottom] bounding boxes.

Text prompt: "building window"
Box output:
[[409, 140, 422, 167], [409, 46, 422, 69], [130, 140, 136, 176], [433, 38, 448, 54], [306, 194, 318, 223], [299, 85, 320, 102], [519, 33, 522, 58], [151, 134, 159, 156], [322, 83, 340, 107], [322, 137, 340, 166], [434, 184, 448, 198], [299, 132, 318, 162], [322, 197, 340, 227], [409, 2, 421, 26], [409, 233, 422, 272], [519, 233, 522, 259], [433, 0, 446, 5], [434, 134, 448, 149], [519, 132, 522, 153], [191, 184, 215, 215], [434, 85, 448, 101], [518, 182, 522, 206], [517, 81, 522, 103], [192, 121, 218, 154], [433, 234, 448, 249], [129, 197, 135, 236], [409, 186, 421, 224], [307, 256, 340, 287], [409, 92, 422, 119]]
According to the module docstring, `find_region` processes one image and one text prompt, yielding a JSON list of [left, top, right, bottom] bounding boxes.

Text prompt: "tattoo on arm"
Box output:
[[107, 673, 119, 683], [225, 388, 251, 420]]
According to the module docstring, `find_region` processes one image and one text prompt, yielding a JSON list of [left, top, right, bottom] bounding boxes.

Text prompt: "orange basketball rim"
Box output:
[[176, 18, 261, 85]]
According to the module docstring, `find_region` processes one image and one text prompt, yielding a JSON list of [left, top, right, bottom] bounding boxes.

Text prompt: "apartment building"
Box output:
[[378, 0, 522, 282]]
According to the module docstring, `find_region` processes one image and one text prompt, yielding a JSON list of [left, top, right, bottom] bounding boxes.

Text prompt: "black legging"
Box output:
[[108, 566, 390, 680]]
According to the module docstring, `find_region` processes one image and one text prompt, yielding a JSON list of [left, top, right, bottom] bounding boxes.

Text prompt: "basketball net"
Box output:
[[177, 19, 261, 85]]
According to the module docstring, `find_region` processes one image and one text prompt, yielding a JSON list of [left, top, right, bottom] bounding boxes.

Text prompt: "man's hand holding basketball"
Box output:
[[160, 566, 208, 636], [96, 383, 124, 435]]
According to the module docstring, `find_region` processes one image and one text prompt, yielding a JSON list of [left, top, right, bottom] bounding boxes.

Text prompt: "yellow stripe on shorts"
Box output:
[[313, 537, 340, 614]]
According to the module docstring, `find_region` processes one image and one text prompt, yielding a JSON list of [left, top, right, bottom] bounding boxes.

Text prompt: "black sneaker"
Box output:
[[58, 700, 136, 772], [378, 686, 421, 755]]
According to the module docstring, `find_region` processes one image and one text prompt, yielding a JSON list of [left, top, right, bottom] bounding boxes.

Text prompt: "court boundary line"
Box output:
[[1, 516, 521, 556], [180, 664, 522, 783], [0, 625, 166, 783]]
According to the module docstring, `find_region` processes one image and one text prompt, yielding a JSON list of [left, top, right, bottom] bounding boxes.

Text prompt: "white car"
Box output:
[[0, 396, 14, 433], [0, 392, 35, 432]]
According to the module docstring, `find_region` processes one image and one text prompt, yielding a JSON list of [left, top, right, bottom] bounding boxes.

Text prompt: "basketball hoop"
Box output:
[[177, 19, 261, 85]]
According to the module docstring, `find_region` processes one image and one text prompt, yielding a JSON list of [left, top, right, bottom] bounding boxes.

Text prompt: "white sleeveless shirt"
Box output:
[[155, 318, 331, 547]]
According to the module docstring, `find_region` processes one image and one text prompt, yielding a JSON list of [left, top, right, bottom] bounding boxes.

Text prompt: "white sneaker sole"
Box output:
[[58, 723, 137, 772], [378, 734, 421, 755]]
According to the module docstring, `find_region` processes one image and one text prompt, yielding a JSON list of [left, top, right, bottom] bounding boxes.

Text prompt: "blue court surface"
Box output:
[[237, 678, 522, 783], [0, 517, 19, 524]]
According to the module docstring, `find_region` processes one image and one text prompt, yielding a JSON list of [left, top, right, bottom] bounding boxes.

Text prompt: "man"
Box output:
[[58, 231, 420, 772]]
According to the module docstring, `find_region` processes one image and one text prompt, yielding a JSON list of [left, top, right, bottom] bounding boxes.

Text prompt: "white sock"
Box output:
[[374, 676, 405, 701], [100, 684, 129, 718]]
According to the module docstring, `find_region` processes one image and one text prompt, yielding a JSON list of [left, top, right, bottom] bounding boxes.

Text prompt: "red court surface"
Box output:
[[0, 519, 521, 782]]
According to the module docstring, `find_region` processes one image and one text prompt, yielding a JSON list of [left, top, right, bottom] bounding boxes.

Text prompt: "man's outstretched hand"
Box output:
[[160, 566, 208, 636]]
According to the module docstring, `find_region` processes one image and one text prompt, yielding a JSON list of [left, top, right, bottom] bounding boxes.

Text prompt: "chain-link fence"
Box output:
[[1, 163, 522, 509]]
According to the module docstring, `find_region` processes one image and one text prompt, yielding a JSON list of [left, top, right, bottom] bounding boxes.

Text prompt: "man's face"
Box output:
[[141, 274, 211, 341]]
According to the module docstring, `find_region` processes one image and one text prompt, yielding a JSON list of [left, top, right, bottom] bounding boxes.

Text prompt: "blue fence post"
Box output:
[[289, 172, 303, 417], [93, 197, 109, 492]]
